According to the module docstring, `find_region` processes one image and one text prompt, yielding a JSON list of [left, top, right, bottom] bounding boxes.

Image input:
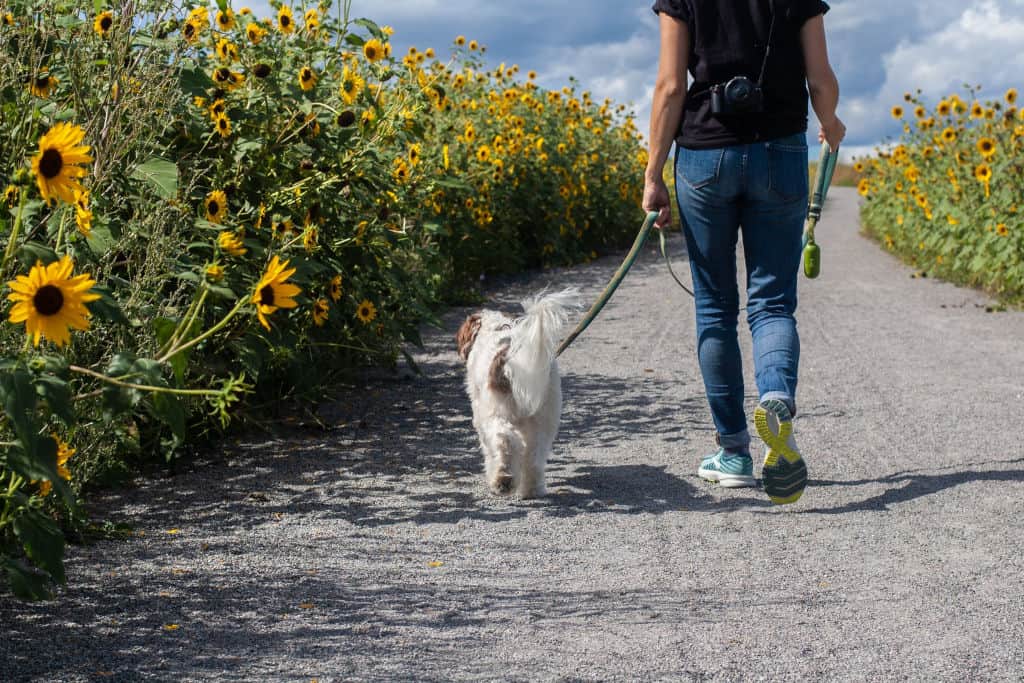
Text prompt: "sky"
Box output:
[[254, 0, 1024, 161]]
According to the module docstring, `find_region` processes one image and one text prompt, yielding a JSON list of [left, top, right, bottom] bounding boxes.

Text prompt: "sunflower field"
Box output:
[[0, 0, 646, 599], [856, 87, 1024, 301]]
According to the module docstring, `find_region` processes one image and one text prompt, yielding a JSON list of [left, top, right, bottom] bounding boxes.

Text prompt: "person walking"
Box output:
[[642, 0, 845, 504]]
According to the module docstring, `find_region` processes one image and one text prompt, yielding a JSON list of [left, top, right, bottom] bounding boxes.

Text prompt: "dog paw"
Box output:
[[490, 474, 514, 495], [518, 484, 546, 500]]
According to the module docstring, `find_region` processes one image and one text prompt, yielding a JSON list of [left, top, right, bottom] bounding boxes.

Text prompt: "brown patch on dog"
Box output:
[[488, 343, 512, 394], [456, 313, 481, 361]]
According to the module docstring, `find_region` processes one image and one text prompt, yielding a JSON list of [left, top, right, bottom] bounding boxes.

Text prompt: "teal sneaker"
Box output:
[[754, 398, 808, 505], [697, 449, 756, 488]]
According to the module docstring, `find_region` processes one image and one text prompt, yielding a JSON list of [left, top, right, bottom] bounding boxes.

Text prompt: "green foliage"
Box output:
[[0, 0, 647, 599], [857, 87, 1024, 301]]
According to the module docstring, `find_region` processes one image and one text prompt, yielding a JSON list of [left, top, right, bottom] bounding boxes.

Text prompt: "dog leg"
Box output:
[[483, 421, 519, 495], [516, 431, 547, 499]]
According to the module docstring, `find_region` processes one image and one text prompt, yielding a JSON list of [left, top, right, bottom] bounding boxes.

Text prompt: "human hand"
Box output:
[[818, 115, 846, 150], [642, 176, 672, 229]]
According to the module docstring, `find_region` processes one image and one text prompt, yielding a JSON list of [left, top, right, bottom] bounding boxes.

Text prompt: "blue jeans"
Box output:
[[673, 132, 808, 452]]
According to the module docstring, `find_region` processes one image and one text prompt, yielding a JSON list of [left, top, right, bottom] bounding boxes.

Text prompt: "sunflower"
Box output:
[[974, 163, 992, 182], [857, 178, 870, 197], [312, 298, 329, 326], [363, 38, 384, 62], [37, 436, 75, 497], [3, 185, 19, 207], [302, 225, 318, 251], [328, 274, 342, 301], [393, 158, 410, 183], [298, 66, 317, 91], [7, 255, 100, 347], [455, 35, 466, 46], [206, 263, 225, 281], [304, 8, 319, 32], [214, 113, 232, 138], [277, 5, 294, 33], [205, 190, 228, 223], [996, 223, 1010, 237], [941, 127, 957, 144], [246, 22, 266, 44], [32, 122, 92, 205], [216, 9, 235, 31], [339, 66, 364, 104], [94, 10, 113, 37], [252, 255, 301, 330], [182, 18, 202, 43], [2, 12, 14, 25], [218, 231, 247, 256], [468, 39, 478, 51], [74, 189, 92, 237], [355, 299, 377, 324], [1007, 88, 1018, 105], [977, 137, 997, 158], [29, 74, 59, 98], [216, 38, 240, 63], [970, 102, 984, 119], [212, 67, 245, 90]]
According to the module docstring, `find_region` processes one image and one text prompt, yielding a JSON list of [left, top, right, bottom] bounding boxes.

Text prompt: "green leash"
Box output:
[[556, 211, 693, 357], [802, 142, 840, 278]]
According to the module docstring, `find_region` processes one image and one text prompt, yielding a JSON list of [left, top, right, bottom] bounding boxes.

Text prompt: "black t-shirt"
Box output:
[[651, 0, 829, 149]]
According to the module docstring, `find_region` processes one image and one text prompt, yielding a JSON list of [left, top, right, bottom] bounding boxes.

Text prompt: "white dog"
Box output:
[[456, 289, 581, 498]]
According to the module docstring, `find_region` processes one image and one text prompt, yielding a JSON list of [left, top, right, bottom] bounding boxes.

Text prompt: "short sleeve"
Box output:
[[652, 0, 690, 23], [789, 0, 829, 25]]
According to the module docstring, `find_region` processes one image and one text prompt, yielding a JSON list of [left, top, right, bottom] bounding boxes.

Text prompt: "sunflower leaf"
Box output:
[[151, 393, 187, 452], [1, 556, 53, 602], [13, 507, 67, 585], [16, 241, 58, 268], [130, 157, 178, 200], [87, 286, 130, 326], [35, 375, 74, 425]]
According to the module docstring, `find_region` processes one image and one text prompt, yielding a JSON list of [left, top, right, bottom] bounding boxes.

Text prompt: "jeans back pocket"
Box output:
[[766, 139, 808, 203], [678, 147, 724, 190]]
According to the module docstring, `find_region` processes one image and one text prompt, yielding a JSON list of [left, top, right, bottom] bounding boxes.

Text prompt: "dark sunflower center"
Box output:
[[184, 23, 195, 37], [337, 110, 356, 126], [100, 16, 112, 30], [281, 15, 291, 26], [36, 76, 51, 88], [253, 63, 271, 78], [218, 118, 228, 130], [215, 68, 230, 82], [366, 48, 377, 58], [302, 69, 312, 81], [39, 148, 64, 179], [259, 284, 275, 306], [33, 284, 64, 316], [208, 200, 220, 215]]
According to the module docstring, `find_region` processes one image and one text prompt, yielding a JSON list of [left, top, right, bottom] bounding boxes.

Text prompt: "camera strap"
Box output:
[[755, 0, 777, 87]]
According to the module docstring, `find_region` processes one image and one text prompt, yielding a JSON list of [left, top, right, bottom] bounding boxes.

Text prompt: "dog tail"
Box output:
[[506, 288, 581, 415]]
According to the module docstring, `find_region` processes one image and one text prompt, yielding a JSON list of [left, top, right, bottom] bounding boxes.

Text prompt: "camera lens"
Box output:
[[727, 78, 752, 102]]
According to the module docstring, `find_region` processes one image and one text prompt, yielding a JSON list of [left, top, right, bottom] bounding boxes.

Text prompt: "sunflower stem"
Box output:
[[158, 287, 209, 358], [156, 296, 248, 365], [68, 364, 223, 398], [1, 190, 28, 273]]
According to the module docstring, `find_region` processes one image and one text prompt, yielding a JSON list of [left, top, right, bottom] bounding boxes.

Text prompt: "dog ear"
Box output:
[[456, 313, 481, 361]]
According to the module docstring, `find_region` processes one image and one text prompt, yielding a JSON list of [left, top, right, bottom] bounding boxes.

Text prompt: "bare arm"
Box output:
[[800, 14, 845, 148], [643, 13, 689, 227]]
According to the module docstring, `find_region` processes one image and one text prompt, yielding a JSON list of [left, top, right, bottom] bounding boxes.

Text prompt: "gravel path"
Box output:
[[3, 188, 1024, 682]]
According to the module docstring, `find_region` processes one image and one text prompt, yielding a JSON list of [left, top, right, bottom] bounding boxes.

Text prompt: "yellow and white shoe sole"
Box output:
[[754, 399, 807, 505]]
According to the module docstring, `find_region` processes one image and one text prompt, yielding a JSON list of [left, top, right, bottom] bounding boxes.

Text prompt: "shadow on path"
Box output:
[[798, 458, 1024, 514]]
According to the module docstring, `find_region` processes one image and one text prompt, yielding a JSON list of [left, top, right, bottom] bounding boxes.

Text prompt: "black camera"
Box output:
[[710, 76, 765, 116]]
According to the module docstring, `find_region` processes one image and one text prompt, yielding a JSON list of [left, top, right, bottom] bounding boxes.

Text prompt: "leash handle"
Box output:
[[802, 142, 838, 278], [556, 211, 659, 357], [809, 142, 838, 221]]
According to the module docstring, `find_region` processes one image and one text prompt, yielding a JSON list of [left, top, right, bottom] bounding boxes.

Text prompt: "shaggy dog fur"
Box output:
[[456, 289, 580, 498]]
